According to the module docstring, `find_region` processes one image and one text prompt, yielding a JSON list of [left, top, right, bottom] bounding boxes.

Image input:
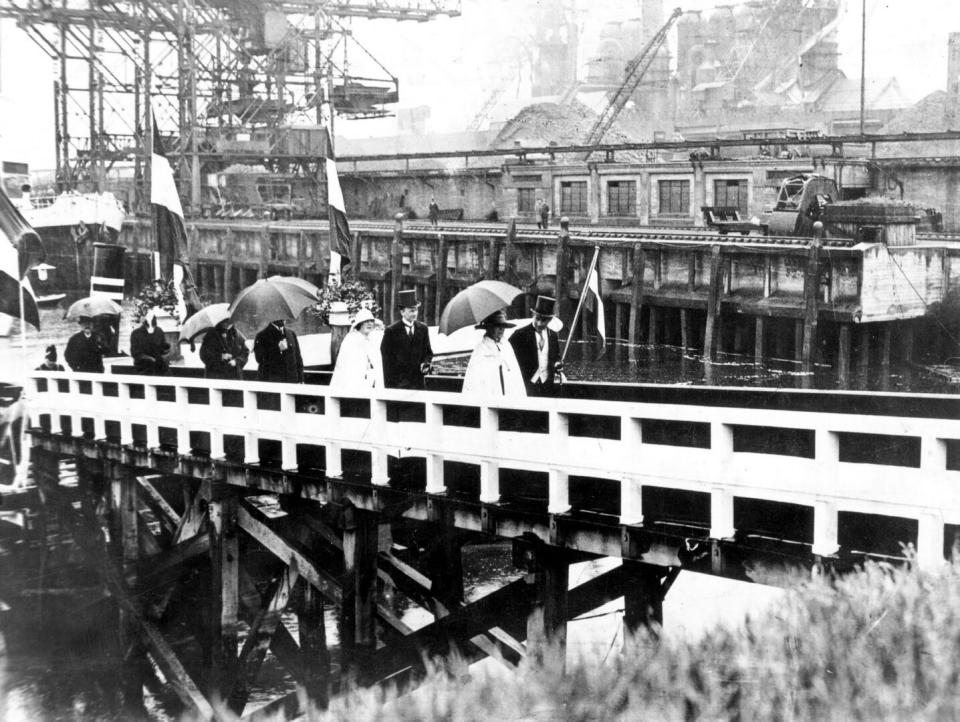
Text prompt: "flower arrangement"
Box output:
[[132, 279, 181, 324], [309, 279, 380, 326]]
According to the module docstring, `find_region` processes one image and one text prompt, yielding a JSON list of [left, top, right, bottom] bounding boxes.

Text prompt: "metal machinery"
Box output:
[[581, 6, 682, 154], [0, 0, 461, 214]]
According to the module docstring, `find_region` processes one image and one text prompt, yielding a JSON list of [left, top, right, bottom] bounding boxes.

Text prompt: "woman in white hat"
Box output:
[[330, 308, 385, 390]]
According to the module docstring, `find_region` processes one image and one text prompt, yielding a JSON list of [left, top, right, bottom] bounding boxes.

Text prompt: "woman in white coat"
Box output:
[[462, 309, 527, 397], [330, 308, 385, 390]]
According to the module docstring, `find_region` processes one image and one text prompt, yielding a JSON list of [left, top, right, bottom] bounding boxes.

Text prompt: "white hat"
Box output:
[[352, 308, 376, 329]]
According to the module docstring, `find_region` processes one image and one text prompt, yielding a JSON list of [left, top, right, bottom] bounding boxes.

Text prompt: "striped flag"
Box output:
[[584, 256, 606, 348], [151, 113, 201, 318], [324, 129, 352, 282], [0, 185, 42, 329]]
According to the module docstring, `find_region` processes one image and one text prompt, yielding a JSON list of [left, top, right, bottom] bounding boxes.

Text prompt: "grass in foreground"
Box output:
[[317, 561, 960, 721]]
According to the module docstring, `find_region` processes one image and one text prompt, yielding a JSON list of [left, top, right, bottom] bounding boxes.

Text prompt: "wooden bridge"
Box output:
[[20, 369, 960, 718]]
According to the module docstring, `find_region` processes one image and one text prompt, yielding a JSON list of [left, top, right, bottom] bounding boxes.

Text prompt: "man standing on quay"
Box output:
[[509, 295, 562, 396], [381, 289, 432, 389]]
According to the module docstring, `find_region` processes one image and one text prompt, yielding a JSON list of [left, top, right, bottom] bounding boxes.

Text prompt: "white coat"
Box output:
[[462, 335, 527, 398], [330, 330, 385, 391]]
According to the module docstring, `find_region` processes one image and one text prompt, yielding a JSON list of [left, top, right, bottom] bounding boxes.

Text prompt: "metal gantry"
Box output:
[[0, 0, 460, 212]]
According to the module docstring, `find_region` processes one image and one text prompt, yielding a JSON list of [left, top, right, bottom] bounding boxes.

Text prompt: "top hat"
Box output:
[[397, 289, 421, 308], [475, 309, 516, 330], [352, 308, 376, 329], [44, 344, 57, 361], [532, 295, 556, 318]]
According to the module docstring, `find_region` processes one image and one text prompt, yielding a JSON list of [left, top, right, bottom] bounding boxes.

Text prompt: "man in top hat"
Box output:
[[64, 317, 105, 373], [381, 289, 433, 390], [462, 309, 526, 397], [254, 318, 303, 383], [509, 295, 562, 396]]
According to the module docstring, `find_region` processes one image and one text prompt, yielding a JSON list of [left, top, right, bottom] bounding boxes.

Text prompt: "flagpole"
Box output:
[[560, 245, 600, 365]]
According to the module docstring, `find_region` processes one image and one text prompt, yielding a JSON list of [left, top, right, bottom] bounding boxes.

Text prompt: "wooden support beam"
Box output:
[[628, 245, 645, 359], [173, 480, 210, 542], [838, 323, 851, 389], [647, 305, 659, 346], [526, 546, 570, 669], [703, 245, 723, 361], [390, 215, 403, 323], [801, 235, 821, 370], [299, 577, 330, 710], [881, 322, 892, 369], [435, 234, 447, 323], [341, 505, 379, 679], [857, 324, 871, 379], [207, 486, 240, 697], [136, 475, 180, 536], [622, 560, 676, 637], [754, 316, 766, 364], [555, 220, 571, 323], [226, 568, 300, 716], [133, 533, 210, 592], [237, 503, 342, 604]]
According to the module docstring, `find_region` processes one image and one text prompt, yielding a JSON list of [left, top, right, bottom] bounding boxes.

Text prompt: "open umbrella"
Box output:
[[228, 275, 320, 335], [65, 296, 121, 320], [178, 302, 230, 342], [439, 280, 523, 335]]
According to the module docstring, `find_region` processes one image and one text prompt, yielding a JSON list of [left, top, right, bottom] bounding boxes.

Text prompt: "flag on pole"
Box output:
[[324, 128, 352, 283], [584, 255, 606, 348], [0, 185, 42, 329], [151, 112, 200, 318]]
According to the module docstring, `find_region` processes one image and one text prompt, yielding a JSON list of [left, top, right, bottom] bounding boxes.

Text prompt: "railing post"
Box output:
[[916, 512, 945, 569], [620, 476, 643, 526], [209, 389, 224, 459], [547, 410, 570, 513], [243, 390, 258, 464], [921, 435, 947, 473], [479, 405, 500, 503], [548, 469, 571, 515], [119, 382, 134, 445], [370, 398, 389, 486], [325, 397, 343, 478], [425, 402, 446, 494], [175, 385, 190, 455], [709, 487, 735, 540], [812, 498, 840, 557], [93, 381, 107, 439]]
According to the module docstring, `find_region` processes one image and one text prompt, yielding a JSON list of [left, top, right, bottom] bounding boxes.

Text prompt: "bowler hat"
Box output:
[[475, 309, 516, 330], [397, 289, 421, 308], [352, 308, 376, 329], [532, 295, 556, 318]]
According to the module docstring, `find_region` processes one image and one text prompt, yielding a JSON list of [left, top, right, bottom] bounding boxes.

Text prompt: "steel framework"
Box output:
[[0, 0, 460, 213]]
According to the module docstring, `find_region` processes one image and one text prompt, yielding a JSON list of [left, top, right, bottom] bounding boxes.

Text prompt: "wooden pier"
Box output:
[[118, 216, 960, 384], [17, 368, 960, 718]]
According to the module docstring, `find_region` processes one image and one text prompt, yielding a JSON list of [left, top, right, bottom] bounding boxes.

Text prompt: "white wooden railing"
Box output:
[[28, 372, 960, 569]]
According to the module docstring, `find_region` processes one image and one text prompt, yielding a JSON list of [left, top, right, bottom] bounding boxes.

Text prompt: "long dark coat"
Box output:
[[64, 332, 104, 373], [130, 324, 170, 375], [200, 326, 249, 380], [254, 323, 303, 383], [509, 323, 560, 394], [380, 320, 433, 389]]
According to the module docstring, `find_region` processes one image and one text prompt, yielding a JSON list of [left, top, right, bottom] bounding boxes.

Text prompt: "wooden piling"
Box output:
[[754, 316, 766, 364], [838, 323, 852, 389], [628, 245, 645, 360], [555, 218, 571, 322], [341, 505, 379, 680], [680, 308, 692, 351], [208, 483, 239, 698], [858, 325, 871, 379], [526, 544, 569, 670], [647, 305, 659, 346], [435, 234, 448, 323], [881, 322, 892, 370], [390, 215, 403, 323], [622, 561, 677, 639], [801, 233, 821, 370], [703, 245, 723, 361]]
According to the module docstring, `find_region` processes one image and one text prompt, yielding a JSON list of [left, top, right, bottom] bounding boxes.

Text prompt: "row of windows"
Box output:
[[519, 179, 748, 216]]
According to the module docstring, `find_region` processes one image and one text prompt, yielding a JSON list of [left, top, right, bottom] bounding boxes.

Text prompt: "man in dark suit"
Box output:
[[254, 318, 303, 383], [509, 295, 562, 396], [130, 311, 170, 376], [64, 318, 105, 373], [381, 289, 433, 389], [200, 318, 249, 380]]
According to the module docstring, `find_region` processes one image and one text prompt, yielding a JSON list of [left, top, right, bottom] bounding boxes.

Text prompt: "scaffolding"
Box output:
[[0, 0, 460, 213]]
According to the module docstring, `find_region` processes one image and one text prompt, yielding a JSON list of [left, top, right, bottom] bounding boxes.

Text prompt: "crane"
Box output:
[[582, 7, 683, 153]]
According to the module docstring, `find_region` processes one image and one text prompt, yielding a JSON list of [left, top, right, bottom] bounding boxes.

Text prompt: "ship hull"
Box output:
[[29, 223, 120, 298]]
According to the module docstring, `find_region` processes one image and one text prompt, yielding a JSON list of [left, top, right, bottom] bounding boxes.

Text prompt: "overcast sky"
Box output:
[[2, 0, 959, 169]]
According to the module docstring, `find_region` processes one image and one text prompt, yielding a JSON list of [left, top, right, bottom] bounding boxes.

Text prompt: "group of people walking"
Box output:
[[51, 289, 565, 399]]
